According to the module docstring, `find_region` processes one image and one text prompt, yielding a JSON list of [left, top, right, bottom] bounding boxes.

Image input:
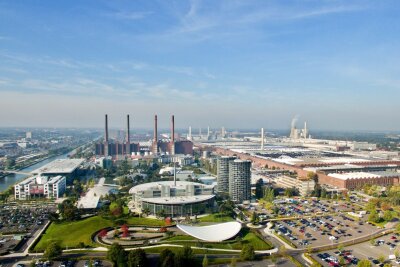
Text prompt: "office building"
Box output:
[[216, 156, 236, 193], [15, 174, 66, 200], [229, 159, 251, 203], [129, 181, 215, 217]]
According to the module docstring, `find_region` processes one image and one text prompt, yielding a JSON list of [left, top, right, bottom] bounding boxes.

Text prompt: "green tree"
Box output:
[[58, 199, 80, 221], [263, 187, 275, 202], [158, 249, 175, 267], [321, 188, 327, 198], [240, 244, 255, 261], [377, 255, 385, 264], [383, 210, 393, 222], [128, 248, 148, 267], [370, 238, 376, 246], [368, 210, 380, 223], [230, 257, 237, 267], [175, 245, 194, 267], [251, 211, 259, 225], [107, 243, 127, 267], [44, 241, 62, 260], [357, 259, 372, 267], [202, 254, 209, 267]]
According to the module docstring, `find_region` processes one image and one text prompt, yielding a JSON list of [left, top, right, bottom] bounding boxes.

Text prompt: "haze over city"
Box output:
[[0, 0, 399, 130]]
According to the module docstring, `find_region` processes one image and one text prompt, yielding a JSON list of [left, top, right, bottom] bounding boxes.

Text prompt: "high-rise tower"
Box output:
[[152, 115, 158, 154], [104, 114, 109, 156], [216, 156, 236, 194], [229, 159, 251, 203], [126, 114, 131, 157], [170, 115, 175, 155]]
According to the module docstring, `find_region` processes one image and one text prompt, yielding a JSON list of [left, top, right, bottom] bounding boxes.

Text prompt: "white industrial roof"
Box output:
[[32, 159, 85, 174], [177, 221, 242, 242], [329, 171, 399, 180], [142, 194, 215, 205], [319, 157, 370, 164]]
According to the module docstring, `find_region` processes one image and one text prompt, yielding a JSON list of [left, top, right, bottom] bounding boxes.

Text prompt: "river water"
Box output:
[[0, 152, 70, 192]]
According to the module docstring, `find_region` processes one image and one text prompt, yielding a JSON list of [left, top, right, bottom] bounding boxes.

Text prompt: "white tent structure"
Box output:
[[177, 221, 242, 242]]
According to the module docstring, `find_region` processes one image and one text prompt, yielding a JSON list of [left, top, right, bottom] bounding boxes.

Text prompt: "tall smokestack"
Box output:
[[153, 115, 158, 154], [171, 115, 175, 155], [104, 114, 109, 156], [261, 128, 264, 150], [207, 126, 210, 137], [188, 126, 192, 140], [126, 114, 131, 156], [171, 115, 175, 143]]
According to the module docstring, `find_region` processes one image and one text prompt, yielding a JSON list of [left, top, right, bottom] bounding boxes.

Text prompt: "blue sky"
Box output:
[[0, 0, 399, 131]]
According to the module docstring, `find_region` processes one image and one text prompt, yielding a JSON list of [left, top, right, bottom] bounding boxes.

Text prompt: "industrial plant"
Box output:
[[95, 114, 193, 158]]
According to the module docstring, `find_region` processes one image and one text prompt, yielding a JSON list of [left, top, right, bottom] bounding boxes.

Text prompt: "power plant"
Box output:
[[95, 114, 193, 158], [289, 117, 309, 139]]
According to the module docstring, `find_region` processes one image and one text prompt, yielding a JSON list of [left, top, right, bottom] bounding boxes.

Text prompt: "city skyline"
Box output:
[[1, 0, 400, 130]]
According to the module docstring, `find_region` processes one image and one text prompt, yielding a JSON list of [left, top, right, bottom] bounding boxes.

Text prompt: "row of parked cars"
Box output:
[[316, 251, 360, 266]]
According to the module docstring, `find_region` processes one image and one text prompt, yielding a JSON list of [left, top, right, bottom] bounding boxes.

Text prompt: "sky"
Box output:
[[0, 0, 399, 131]]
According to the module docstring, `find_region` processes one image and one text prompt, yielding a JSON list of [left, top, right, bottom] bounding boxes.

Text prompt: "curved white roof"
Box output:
[[142, 194, 214, 205], [129, 181, 213, 194], [177, 221, 242, 242]]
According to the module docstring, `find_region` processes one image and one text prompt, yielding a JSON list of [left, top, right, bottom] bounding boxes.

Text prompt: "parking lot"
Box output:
[[312, 233, 400, 266], [246, 198, 363, 223], [0, 203, 56, 254], [0, 203, 56, 235], [274, 213, 380, 248]]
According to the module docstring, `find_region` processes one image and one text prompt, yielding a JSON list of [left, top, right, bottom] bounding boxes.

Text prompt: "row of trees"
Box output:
[[107, 243, 148, 267]]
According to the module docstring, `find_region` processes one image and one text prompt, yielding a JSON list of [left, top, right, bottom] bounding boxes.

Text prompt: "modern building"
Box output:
[[275, 175, 315, 196], [229, 159, 251, 203], [216, 156, 236, 193], [77, 178, 118, 209], [177, 221, 242, 242], [129, 181, 215, 217], [31, 158, 85, 182], [15, 174, 66, 200]]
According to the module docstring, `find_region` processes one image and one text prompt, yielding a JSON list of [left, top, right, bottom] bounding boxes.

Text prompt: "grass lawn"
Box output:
[[163, 235, 197, 241], [125, 217, 167, 226], [197, 213, 234, 223], [33, 216, 167, 252], [143, 246, 239, 255], [162, 230, 272, 251], [34, 216, 113, 251]]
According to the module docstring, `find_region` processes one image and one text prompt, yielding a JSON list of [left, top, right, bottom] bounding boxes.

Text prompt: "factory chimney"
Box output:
[[207, 126, 210, 137], [171, 115, 175, 155], [261, 127, 264, 150], [153, 115, 158, 154], [188, 126, 192, 140], [104, 114, 109, 156], [304, 121, 308, 139], [126, 114, 131, 157]]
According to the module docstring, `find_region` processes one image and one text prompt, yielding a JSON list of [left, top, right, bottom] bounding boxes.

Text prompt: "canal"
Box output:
[[0, 152, 71, 192]]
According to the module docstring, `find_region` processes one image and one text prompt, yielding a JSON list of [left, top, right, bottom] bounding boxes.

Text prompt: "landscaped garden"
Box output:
[[32, 215, 168, 252]]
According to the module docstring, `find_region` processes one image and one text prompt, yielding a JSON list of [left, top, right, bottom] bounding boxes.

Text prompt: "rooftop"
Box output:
[[129, 180, 213, 194], [31, 159, 85, 174], [329, 171, 400, 180], [177, 221, 242, 242], [142, 194, 215, 205]]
